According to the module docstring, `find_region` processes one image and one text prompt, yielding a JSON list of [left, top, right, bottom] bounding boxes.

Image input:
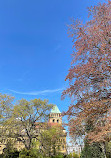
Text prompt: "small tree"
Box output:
[[40, 126, 63, 157]]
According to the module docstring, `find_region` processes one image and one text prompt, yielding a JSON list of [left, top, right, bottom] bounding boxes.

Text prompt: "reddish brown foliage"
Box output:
[[62, 1, 111, 143]]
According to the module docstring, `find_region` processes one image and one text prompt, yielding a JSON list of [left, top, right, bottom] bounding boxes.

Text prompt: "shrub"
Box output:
[[67, 152, 79, 158], [80, 141, 105, 158], [2, 140, 19, 158], [19, 148, 43, 158]]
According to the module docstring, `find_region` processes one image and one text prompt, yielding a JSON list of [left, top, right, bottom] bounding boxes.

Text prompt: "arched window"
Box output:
[[57, 119, 59, 123], [53, 119, 55, 123]]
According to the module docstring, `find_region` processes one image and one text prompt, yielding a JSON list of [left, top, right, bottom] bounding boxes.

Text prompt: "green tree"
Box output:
[[106, 142, 111, 158], [0, 93, 14, 147], [1, 140, 19, 158], [5, 98, 54, 150], [0, 93, 14, 123], [40, 126, 63, 157], [80, 140, 105, 158]]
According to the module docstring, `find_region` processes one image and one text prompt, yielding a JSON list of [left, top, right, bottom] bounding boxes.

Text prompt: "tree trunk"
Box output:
[[101, 142, 107, 158]]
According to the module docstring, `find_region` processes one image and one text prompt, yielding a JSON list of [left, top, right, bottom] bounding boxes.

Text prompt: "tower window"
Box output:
[[53, 119, 55, 123], [57, 119, 59, 123]]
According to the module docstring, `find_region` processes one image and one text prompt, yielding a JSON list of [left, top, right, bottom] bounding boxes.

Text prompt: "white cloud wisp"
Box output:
[[8, 88, 63, 96]]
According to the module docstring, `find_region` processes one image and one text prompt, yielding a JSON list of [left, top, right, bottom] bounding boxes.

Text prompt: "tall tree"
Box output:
[[5, 98, 53, 150], [62, 1, 111, 156]]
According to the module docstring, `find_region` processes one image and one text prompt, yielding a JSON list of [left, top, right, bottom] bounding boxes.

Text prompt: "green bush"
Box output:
[[52, 153, 64, 158], [66, 152, 79, 158], [106, 142, 111, 158], [80, 140, 105, 158], [2, 141, 19, 158], [19, 148, 43, 158]]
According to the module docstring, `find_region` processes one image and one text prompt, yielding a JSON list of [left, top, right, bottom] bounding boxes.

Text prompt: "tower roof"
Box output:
[[51, 105, 61, 113]]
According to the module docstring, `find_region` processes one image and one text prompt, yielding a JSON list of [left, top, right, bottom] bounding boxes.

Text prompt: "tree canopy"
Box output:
[[1, 96, 54, 150], [40, 126, 63, 157], [62, 0, 111, 147]]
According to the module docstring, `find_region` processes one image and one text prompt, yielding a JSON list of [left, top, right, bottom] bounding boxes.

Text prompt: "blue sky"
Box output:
[[0, 0, 105, 114]]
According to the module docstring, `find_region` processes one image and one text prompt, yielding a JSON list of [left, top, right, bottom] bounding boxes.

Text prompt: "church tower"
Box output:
[[49, 105, 62, 124]]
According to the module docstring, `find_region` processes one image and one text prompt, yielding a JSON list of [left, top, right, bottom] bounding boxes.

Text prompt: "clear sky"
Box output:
[[0, 0, 106, 113]]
